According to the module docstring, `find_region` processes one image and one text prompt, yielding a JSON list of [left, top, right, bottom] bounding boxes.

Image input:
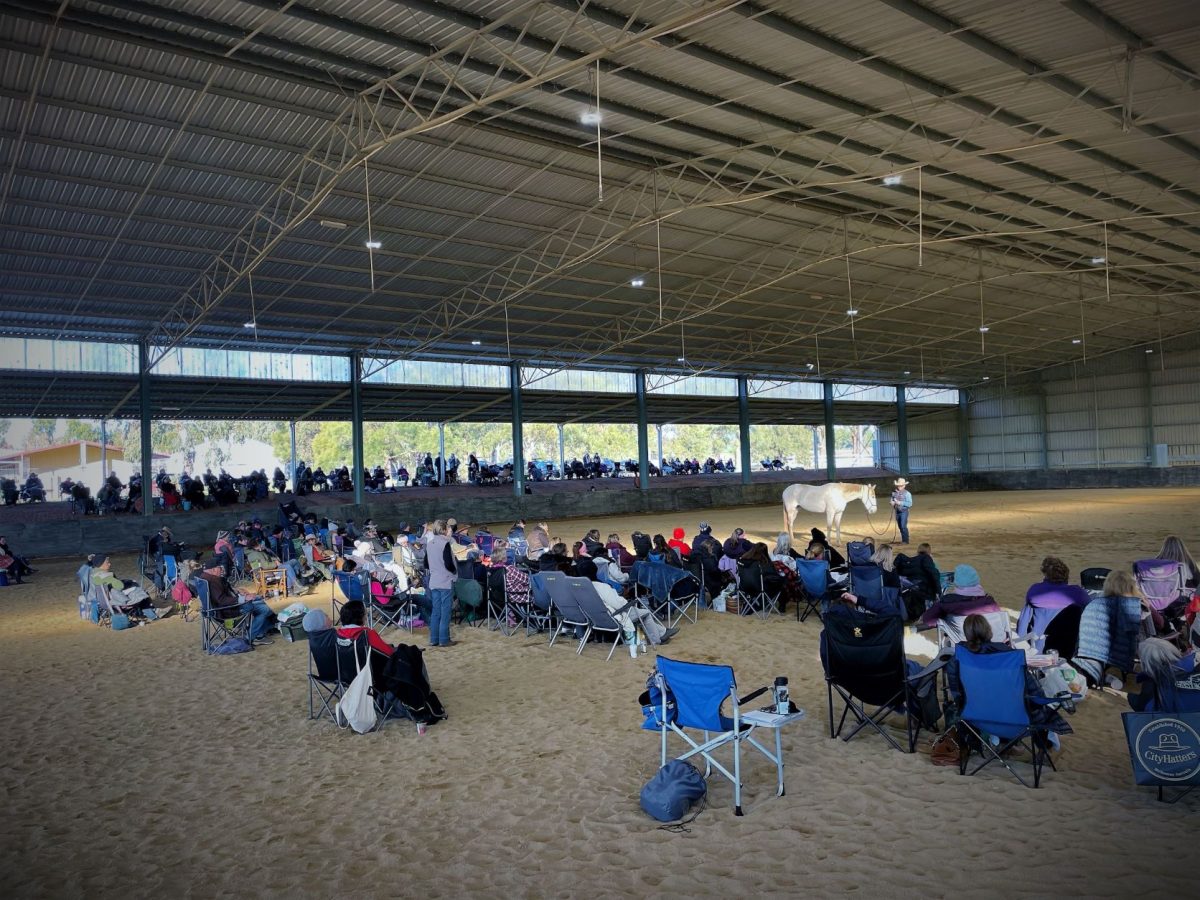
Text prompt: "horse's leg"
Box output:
[[827, 506, 838, 543], [783, 502, 794, 540]]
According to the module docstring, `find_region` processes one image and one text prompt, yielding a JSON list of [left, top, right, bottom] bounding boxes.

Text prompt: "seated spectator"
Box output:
[[895, 542, 940, 601], [650, 534, 683, 568], [667, 528, 692, 559], [198, 564, 276, 643], [572, 542, 598, 581], [538, 542, 573, 574], [304, 534, 335, 581], [604, 533, 636, 569], [723, 528, 751, 560], [1156, 535, 1198, 589], [589, 578, 677, 646], [590, 547, 629, 589], [946, 614, 1072, 748], [336, 599, 399, 658], [582, 529, 604, 556], [302, 608, 331, 635], [1129, 638, 1199, 713], [526, 522, 551, 560], [809, 528, 846, 568], [247, 538, 303, 595], [0, 535, 34, 583], [1026, 556, 1090, 609], [870, 544, 901, 590], [771, 533, 797, 571], [918, 564, 1010, 644]]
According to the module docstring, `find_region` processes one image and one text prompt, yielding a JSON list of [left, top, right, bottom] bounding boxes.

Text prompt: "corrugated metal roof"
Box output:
[[0, 0, 1195, 393]]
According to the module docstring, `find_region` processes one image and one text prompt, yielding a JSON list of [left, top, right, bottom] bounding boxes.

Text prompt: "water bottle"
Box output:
[[639, 640, 647, 656], [774, 676, 789, 715]]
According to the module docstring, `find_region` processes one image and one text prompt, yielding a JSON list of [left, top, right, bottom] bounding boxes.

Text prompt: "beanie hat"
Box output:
[[953, 564, 980, 588]]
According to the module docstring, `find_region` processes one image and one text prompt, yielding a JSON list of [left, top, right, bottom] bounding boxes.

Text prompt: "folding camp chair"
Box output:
[[196, 577, 253, 654], [648, 656, 804, 815], [369, 579, 418, 633], [566, 577, 625, 660], [1122, 711, 1200, 804], [822, 611, 943, 753], [848, 566, 905, 619], [846, 541, 874, 566], [636, 561, 700, 627], [736, 563, 783, 619], [307, 628, 343, 722], [955, 645, 1070, 788], [541, 573, 592, 653], [454, 577, 485, 625], [504, 565, 548, 636], [527, 572, 559, 640], [332, 570, 368, 623], [795, 558, 828, 623], [325, 631, 405, 730]]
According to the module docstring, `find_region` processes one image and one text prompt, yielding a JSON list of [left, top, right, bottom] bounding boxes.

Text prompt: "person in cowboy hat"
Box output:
[[891, 478, 913, 544]]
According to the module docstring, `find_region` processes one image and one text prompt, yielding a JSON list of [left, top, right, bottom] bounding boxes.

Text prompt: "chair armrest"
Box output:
[[738, 686, 770, 706], [906, 656, 949, 683]]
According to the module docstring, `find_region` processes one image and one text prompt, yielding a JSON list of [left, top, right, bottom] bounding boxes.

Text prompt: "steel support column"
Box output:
[[289, 420, 297, 490], [656, 424, 664, 472], [737, 375, 752, 485], [958, 390, 971, 474], [822, 381, 836, 480], [636, 371, 649, 490], [350, 352, 364, 505], [100, 418, 108, 478], [895, 385, 909, 476], [1035, 386, 1050, 470], [557, 423, 565, 479], [510, 361, 525, 496], [138, 340, 152, 519], [438, 422, 446, 485]]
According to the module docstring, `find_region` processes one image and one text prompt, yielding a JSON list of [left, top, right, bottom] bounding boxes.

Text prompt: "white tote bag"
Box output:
[[335, 640, 377, 734]]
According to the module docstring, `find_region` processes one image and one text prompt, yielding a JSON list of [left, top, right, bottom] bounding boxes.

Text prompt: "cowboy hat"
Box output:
[[893, 478, 909, 487]]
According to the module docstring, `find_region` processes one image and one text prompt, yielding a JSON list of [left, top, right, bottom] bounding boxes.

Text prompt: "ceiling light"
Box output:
[[365, 240, 382, 250], [470, 340, 481, 346], [982, 376, 990, 381], [882, 174, 902, 186], [805, 362, 815, 370], [319, 219, 347, 229], [1090, 256, 1106, 265], [162, 406, 181, 412], [1146, 348, 1154, 354], [1071, 338, 1082, 344], [580, 109, 602, 125], [811, 294, 823, 300], [630, 277, 645, 288], [846, 308, 859, 316], [243, 321, 256, 328], [978, 326, 989, 333], [903, 370, 911, 375], [676, 356, 686, 363]]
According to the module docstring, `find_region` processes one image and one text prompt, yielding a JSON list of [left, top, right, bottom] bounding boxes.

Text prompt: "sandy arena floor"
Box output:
[[0, 487, 1195, 898]]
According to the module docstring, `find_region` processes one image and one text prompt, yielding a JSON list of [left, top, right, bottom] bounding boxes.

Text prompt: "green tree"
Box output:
[[29, 418, 58, 447]]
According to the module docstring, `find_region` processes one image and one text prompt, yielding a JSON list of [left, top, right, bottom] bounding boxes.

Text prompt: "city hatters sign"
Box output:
[[1123, 712, 1200, 786]]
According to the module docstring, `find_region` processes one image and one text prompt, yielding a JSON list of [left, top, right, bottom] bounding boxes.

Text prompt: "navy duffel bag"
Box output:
[[639, 760, 707, 822]]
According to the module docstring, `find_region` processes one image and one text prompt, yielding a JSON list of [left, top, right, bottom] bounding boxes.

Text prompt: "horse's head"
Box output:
[[862, 484, 878, 514]]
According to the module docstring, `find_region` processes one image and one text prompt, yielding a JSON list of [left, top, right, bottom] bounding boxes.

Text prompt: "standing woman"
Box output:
[[424, 519, 458, 648], [891, 478, 913, 544]]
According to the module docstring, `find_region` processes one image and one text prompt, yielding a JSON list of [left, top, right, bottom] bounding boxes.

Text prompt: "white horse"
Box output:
[[782, 482, 877, 544]]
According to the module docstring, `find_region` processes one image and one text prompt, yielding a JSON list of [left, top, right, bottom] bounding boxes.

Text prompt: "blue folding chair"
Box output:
[[955, 646, 1068, 788], [195, 577, 253, 654], [332, 570, 368, 623], [648, 656, 799, 815], [795, 558, 828, 623], [849, 565, 903, 619]]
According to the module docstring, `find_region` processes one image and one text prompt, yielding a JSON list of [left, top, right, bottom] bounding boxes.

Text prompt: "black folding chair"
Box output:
[[307, 628, 343, 721], [822, 610, 944, 753]]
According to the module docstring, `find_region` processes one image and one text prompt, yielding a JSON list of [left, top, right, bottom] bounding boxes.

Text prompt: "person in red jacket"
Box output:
[[336, 599, 398, 658], [667, 527, 692, 559]]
